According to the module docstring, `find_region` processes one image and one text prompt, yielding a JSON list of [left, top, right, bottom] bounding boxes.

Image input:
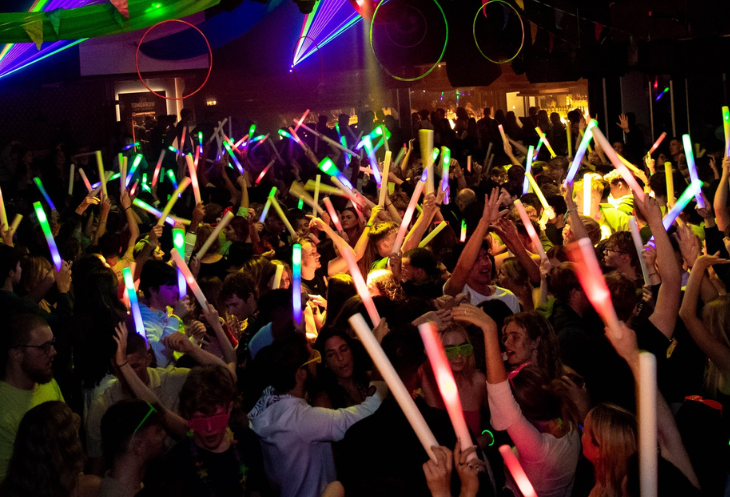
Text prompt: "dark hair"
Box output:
[[313, 327, 372, 408], [324, 274, 357, 325], [101, 399, 161, 466], [220, 272, 256, 303], [125, 328, 149, 356], [98, 233, 122, 259], [0, 314, 48, 376], [606, 231, 640, 271], [605, 271, 639, 322], [548, 262, 582, 302], [503, 311, 563, 380], [0, 245, 21, 284], [510, 365, 579, 427], [403, 248, 440, 279], [381, 327, 425, 383], [139, 260, 177, 299], [179, 365, 237, 417], [547, 195, 567, 216], [269, 333, 310, 393]]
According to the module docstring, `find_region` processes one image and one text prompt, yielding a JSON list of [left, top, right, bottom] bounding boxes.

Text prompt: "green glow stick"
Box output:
[[33, 177, 56, 211], [33, 201, 62, 271], [172, 228, 187, 298]]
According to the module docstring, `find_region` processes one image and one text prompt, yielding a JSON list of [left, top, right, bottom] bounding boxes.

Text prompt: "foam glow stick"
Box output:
[[362, 136, 382, 186], [318, 157, 354, 190], [166, 170, 179, 192], [440, 147, 451, 193], [648, 132, 667, 156], [119, 154, 127, 195], [125, 155, 142, 188], [300, 123, 359, 157], [173, 228, 187, 298], [460, 219, 467, 242], [78, 168, 92, 192], [270, 196, 297, 238], [498, 124, 507, 145], [523, 146, 535, 194], [156, 177, 191, 227], [535, 126, 556, 158], [514, 200, 547, 260], [525, 172, 548, 210], [723, 107, 730, 158], [568, 238, 622, 338], [289, 182, 325, 216], [498, 445, 538, 497], [196, 211, 235, 260], [292, 244, 302, 325], [132, 199, 175, 226], [617, 154, 643, 175], [335, 123, 351, 166], [419, 221, 447, 248], [418, 321, 477, 458], [33, 202, 62, 271], [248, 124, 256, 146], [579, 129, 593, 153], [532, 137, 544, 160], [664, 162, 675, 207], [149, 150, 164, 187], [96, 151, 107, 198], [564, 120, 597, 185], [638, 351, 658, 497], [33, 177, 56, 211], [393, 170, 428, 255], [682, 135, 704, 207], [419, 129, 435, 195], [321, 197, 343, 232], [662, 180, 702, 231], [0, 186, 7, 229], [590, 126, 645, 201], [272, 264, 284, 290], [393, 145, 407, 172], [170, 250, 208, 312], [122, 142, 139, 151], [168, 145, 181, 156], [467, 155, 472, 173], [198, 131, 203, 157], [349, 313, 437, 459], [583, 173, 592, 216], [180, 126, 187, 154], [293, 109, 310, 133], [8, 214, 22, 237], [305, 180, 346, 197], [185, 154, 201, 204], [255, 159, 275, 186], [206, 118, 228, 145], [278, 129, 294, 141], [68, 164, 75, 196], [122, 267, 145, 338], [628, 217, 650, 285], [108, 172, 121, 182], [259, 196, 273, 223], [223, 142, 244, 174], [566, 122, 572, 157]]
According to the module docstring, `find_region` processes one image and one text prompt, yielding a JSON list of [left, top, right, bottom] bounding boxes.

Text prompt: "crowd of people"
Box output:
[[0, 101, 727, 497]]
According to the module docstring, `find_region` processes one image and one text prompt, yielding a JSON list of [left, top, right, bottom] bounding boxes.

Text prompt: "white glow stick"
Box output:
[[392, 171, 427, 255], [628, 217, 650, 285], [185, 154, 201, 204], [196, 211, 234, 260], [638, 352, 658, 497], [271, 264, 284, 290], [682, 134, 705, 207], [583, 173, 592, 216]]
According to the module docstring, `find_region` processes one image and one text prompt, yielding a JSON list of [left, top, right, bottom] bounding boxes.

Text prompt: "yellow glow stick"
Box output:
[[418, 221, 447, 248], [525, 172, 548, 210], [156, 177, 191, 227], [583, 173, 592, 216], [665, 163, 674, 208], [96, 151, 107, 198]]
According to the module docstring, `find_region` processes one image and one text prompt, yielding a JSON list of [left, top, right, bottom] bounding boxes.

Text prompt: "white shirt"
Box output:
[[462, 283, 521, 313]]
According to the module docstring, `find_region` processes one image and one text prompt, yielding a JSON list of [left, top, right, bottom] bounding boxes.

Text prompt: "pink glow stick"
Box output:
[[392, 171, 427, 255], [590, 127, 645, 201], [514, 200, 547, 260], [152, 150, 165, 187], [498, 445, 538, 497], [256, 159, 276, 185], [323, 197, 343, 231], [78, 168, 92, 192], [185, 154, 201, 205], [293, 109, 310, 133], [648, 132, 667, 155], [170, 250, 208, 312], [341, 244, 381, 326], [419, 322, 477, 460]]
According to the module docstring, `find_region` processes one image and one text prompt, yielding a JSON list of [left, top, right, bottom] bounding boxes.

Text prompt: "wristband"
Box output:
[[116, 361, 128, 368]]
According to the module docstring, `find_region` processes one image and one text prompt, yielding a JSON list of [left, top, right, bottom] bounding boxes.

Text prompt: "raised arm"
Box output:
[[714, 157, 730, 232], [564, 182, 591, 243], [491, 217, 541, 284], [120, 191, 140, 259], [402, 191, 441, 253], [634, 194, 682, 339], [309, 217, 357, 276], [444, 189, 502, 296]]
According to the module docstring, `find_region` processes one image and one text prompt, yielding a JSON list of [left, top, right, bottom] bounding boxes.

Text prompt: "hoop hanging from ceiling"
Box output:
[[135, 19, 212, 100], [369, 0, 448, 82], [472, 0, 524, 65]]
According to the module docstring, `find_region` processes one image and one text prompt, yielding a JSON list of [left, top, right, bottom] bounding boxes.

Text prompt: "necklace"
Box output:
[[187, 429, 249, 496]]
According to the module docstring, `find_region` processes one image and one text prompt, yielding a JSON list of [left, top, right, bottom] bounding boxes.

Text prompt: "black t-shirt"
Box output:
[[302, 267, 328, 297], [145, 428, 266, 496]]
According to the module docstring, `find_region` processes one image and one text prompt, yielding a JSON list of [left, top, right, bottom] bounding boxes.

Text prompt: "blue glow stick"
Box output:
[[318, 157, 354, 190], [292, 243, 302, 325], [223, 142, 244, 173], [362, 136, 382, 186], [564, 120, 598, 185], [681, 135, 705, 207], [259, 188, 276, 222], [168, 145, 180, 156], [33, 201, 62, 271], [523, 146, 534, 194], [125, 154, 143, 188], [122, 267, 145, 338], [33, 177, 56, 211], [662, 180, 702, 231], [122, 142, 139, 151]]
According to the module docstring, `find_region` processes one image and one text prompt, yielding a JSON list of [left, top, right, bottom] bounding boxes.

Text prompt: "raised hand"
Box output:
[[54, 260, 72, 293], [633, 193, 663, 226], [454, 441, 483, 496], [617, 113, 629, 131], [452, 303, 495, 331], [423, 446, 453, 497], [113, 322, 129, 366], [162, 332, 195, 354]]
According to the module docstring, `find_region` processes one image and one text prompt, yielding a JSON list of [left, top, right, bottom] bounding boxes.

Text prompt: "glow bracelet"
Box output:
[[122, 267, 145, 338], [33, 202, 62, 271], [514, 200, 546, 260], [628, 217, 650, 285], [418, 221, 447, 248], [292, 244, 302, 325], [682, 134, 704, 207], [591, 126, 645, 200], [172, 228, 187, 298], [525, 172, 548, 210], [392, 171, 427, 255], [499, 445, 538, 497], [185, 154, 201, 204], [156, 177, 191, 227], [564, 120, 597, 185], [170, 250, 208, 312], [196, 211, 235, 260], [33, 177, 56, 211], [523, 146, 534, 194]]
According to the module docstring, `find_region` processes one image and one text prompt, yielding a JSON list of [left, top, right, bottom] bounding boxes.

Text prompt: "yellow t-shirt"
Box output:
[[0, 379, 64, 482]]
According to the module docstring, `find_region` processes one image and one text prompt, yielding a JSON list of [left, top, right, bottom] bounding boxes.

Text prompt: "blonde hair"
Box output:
[[366, 269, 405, 301], [439, 324, 475, 382], [586, 403, 637, 497], [701, 294, 730, 397]]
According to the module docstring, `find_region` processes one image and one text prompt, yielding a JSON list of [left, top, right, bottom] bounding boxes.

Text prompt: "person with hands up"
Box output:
[[422, 441, 485, 497]]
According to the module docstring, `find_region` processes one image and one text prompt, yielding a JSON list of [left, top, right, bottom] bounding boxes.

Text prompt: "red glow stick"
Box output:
[[648, 132, 667, 155], [392, 171, 427, 255], [256, 159, 276, 185], [323, 197, 343, 231], [498, 445, 538, 497], [591, 127, 645, 201], [78, 168, 92, 192], [293, 109, 310, 133], [567, 238, 621, 338], [419, 321, 477, 460], [152, 150, 165, 187], [514, 200, 546, 260], [185, 154, 201, 205]]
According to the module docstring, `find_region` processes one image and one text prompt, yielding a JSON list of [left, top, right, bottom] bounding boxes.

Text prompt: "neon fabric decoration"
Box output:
[[33, 177, 56, 211], [33, 201, 62, 271], [628, 217, 650, 285], [564, 120, 597, 185], [522, 146, 534, 195], [196, 211, 234, 260], [172, 228, 187, 298], [498, 445, 537, 497], [419, 321, 477, 459], [682, 135, 704, 207], [514, 200, 546, 260], [122, 267, 145, 338], [292, 244, 302, 325], [170, 250, 208, 312]]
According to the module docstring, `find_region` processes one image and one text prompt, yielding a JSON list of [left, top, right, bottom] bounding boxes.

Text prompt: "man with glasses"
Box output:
[[603, 231, 643, 286], [249, 333, 386, 497], [0, 314, 64, 482]]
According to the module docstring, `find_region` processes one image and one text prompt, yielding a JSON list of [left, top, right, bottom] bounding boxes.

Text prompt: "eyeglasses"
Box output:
[[300, 349, 322, 368], [605, 248, 628, 255], [444, 344, 474, 360], [15, 338, 56, 355]]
